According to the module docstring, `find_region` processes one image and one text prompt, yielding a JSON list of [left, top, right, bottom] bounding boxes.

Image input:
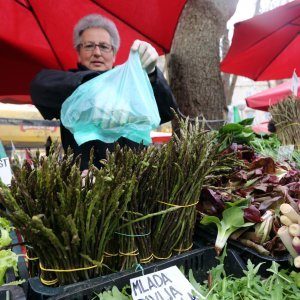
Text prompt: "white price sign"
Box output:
[[130, 265, 202, 300], [0, 157, 12, 185]]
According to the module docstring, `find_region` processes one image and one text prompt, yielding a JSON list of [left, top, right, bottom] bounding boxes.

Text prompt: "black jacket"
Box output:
[[30, 64, 177, 170]]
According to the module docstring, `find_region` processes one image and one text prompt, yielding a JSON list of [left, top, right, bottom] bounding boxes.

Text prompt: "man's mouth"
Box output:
[[91, 61, 103, 66]]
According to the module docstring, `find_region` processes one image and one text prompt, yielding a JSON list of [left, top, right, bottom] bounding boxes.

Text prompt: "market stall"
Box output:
[[1, 115, 300, 299]]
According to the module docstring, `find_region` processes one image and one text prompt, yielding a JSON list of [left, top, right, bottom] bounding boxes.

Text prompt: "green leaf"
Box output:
[[291, 271, 300, 288], [0, 218, 11, 231], [188, 269, 207, 299], [0, 250, 18, 285], [0, 229, 12, 248], [238, 118, 254, 126], [200, 215, 221, 227], [219, 123, 243, 134], [240, 222, 255, 228], [111, 286, 129, 300], [238, 131, 254, 138], [225, 198, 249, 208], [222, 206, 245, 228]]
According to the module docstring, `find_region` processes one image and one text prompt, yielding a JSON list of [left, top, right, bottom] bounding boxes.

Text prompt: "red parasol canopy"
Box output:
[[246, 80, 300, 111], [221, 0, 300, 81], [0, 0, 187, 103]]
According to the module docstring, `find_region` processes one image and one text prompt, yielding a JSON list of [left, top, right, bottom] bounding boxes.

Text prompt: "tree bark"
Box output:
[[221, 28, 237, 107], [167, 0, 238, 128]]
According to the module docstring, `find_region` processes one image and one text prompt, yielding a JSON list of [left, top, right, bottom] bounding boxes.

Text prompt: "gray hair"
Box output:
[[73, 14, 120, 53]]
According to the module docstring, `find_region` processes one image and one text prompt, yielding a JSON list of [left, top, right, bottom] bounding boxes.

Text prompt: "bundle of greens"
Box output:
[[117, 146, 162, 267], [102, 145, 163, 270], [103, 115, 225, 266], [0, 147, 136, 285], [151, 117, 222, 259], [269, 95, 300, 149]]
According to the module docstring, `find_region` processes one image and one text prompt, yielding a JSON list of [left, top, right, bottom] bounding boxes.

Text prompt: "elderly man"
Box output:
[[30, 14, 177, 170]]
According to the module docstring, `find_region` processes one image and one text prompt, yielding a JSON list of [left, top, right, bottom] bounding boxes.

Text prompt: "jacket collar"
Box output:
[[77, 63, 90, 71]]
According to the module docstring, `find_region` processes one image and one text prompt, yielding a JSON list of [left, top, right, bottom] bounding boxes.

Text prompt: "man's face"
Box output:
[[78, 27, 116, 71]]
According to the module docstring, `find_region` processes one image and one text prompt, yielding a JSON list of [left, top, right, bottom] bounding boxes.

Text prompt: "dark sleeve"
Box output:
[[30, 69, 99, 120], [150, 68, 178, 124]]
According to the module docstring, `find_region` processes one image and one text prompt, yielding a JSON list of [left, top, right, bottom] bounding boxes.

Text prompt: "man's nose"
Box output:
[[93, 45, 102, 55]]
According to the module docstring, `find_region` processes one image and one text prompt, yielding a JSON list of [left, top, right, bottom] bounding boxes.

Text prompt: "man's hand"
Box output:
[[131, 40, 158, 74]]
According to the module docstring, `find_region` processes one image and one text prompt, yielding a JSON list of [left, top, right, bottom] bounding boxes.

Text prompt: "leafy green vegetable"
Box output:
[[93, 286, 131, 300], [0, 217, 11, 231], [291, 271, 300, 288], [239, 118, 255, 126], [200, 204, 254, 255], [92, 252, 300, 300], [249, 134, 284, 166], [292, 150, 300, 169], [254, 210, 274, 244], [189, 259, 300, 299], [2, 279, 26, 286], [188, 269, 207, 299], [0, 217, 12, 249], [0, 250, 18, 285], [216, 118, 256, 151], [0, 229, 11, 249]]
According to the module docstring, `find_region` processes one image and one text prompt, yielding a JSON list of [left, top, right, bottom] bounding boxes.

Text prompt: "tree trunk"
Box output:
[[221, 28, 237, 107], [167, 0, 238, 129]]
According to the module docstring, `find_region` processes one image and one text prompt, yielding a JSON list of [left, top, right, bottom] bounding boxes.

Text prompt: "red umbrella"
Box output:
[[221, 0, 300, 81], [246, 80, 300, 111], [0, 95, 32, 105], [0, 0, 186, 102]]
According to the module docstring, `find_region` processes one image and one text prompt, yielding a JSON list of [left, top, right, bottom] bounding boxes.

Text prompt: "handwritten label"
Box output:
[[130, 265, 202, 300], [0, 157, 12, 185]]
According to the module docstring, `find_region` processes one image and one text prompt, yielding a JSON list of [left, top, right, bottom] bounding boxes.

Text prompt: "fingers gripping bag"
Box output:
[[61, 51, 160, 146]]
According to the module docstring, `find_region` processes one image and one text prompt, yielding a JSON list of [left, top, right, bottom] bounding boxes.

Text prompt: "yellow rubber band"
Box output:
[[39, 258, 102, 273], [26, 255, 39, 261], [140, 254, 153, 264], [40, 277, 58, 286], [104, 251, 119, 257], [153, 252, 172, 260], [173, 243, 193, 252], [119, 249, 139, 256], [157, 200, 198, 208]]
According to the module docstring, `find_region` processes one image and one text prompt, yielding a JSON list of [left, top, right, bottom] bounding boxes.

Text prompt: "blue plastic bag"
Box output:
[[61, 51, 160, 145]]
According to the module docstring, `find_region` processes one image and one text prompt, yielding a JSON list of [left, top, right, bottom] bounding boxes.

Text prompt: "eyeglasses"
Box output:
[[79, 42, 114, 53]]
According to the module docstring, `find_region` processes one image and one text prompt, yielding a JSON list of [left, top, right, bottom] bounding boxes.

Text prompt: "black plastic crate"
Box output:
[[0, 285, 27, 300], [27, 246, 245, 300], [194, 223, 291, 277], [10, 230, 29, 280]]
